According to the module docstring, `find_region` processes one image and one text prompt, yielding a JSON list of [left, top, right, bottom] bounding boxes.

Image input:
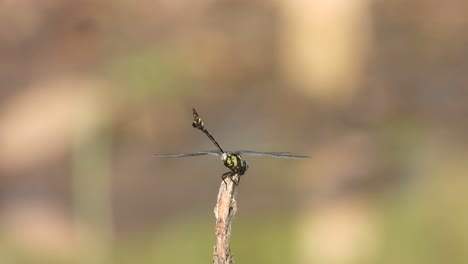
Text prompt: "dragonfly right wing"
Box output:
[[233, 150, 310, 159], [152, 150, 221, 158]]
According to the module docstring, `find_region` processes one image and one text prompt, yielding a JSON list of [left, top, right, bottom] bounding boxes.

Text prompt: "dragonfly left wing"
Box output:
[[152, 150, 221, 158]]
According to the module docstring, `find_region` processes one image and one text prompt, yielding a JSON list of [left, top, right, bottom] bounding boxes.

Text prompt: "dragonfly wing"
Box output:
[[152, 150, 221, 158], [234, 150, 310, 159]]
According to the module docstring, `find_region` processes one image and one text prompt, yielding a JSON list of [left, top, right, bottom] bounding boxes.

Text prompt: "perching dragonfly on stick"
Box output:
[[153, 108, 310, 185]]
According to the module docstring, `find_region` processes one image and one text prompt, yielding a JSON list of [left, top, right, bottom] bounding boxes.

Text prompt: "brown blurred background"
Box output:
[[1, 0, 468, 263]]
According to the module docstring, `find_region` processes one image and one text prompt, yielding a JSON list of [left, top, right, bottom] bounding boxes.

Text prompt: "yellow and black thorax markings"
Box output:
[[223, 153, 248, 175]]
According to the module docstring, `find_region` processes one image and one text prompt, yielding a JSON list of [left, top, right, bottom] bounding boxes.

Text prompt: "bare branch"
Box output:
[[213, 175, 240, 264]]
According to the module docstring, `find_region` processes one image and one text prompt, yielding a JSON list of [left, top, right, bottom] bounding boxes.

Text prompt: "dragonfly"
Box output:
[[152, 108, 310, 185]]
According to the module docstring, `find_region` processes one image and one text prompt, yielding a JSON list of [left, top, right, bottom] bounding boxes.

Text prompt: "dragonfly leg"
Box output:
[[231, 174, 240, 186], [221, 171, 241, 186], [221, 171, 232, 185]]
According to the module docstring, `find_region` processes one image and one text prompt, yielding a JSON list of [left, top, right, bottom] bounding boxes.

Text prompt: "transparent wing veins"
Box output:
[[152, 150, 221, 158], [232, 150, 310, 159]]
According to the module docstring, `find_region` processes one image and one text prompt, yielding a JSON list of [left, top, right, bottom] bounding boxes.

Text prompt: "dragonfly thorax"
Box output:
[[222, 152, 248, 176]]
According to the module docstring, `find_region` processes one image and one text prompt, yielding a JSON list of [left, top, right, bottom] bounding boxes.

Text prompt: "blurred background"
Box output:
[[1, 0, 468, 263]]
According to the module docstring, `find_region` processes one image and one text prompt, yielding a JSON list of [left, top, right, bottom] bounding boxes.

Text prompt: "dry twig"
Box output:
[[213, 174, 240, 264]]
